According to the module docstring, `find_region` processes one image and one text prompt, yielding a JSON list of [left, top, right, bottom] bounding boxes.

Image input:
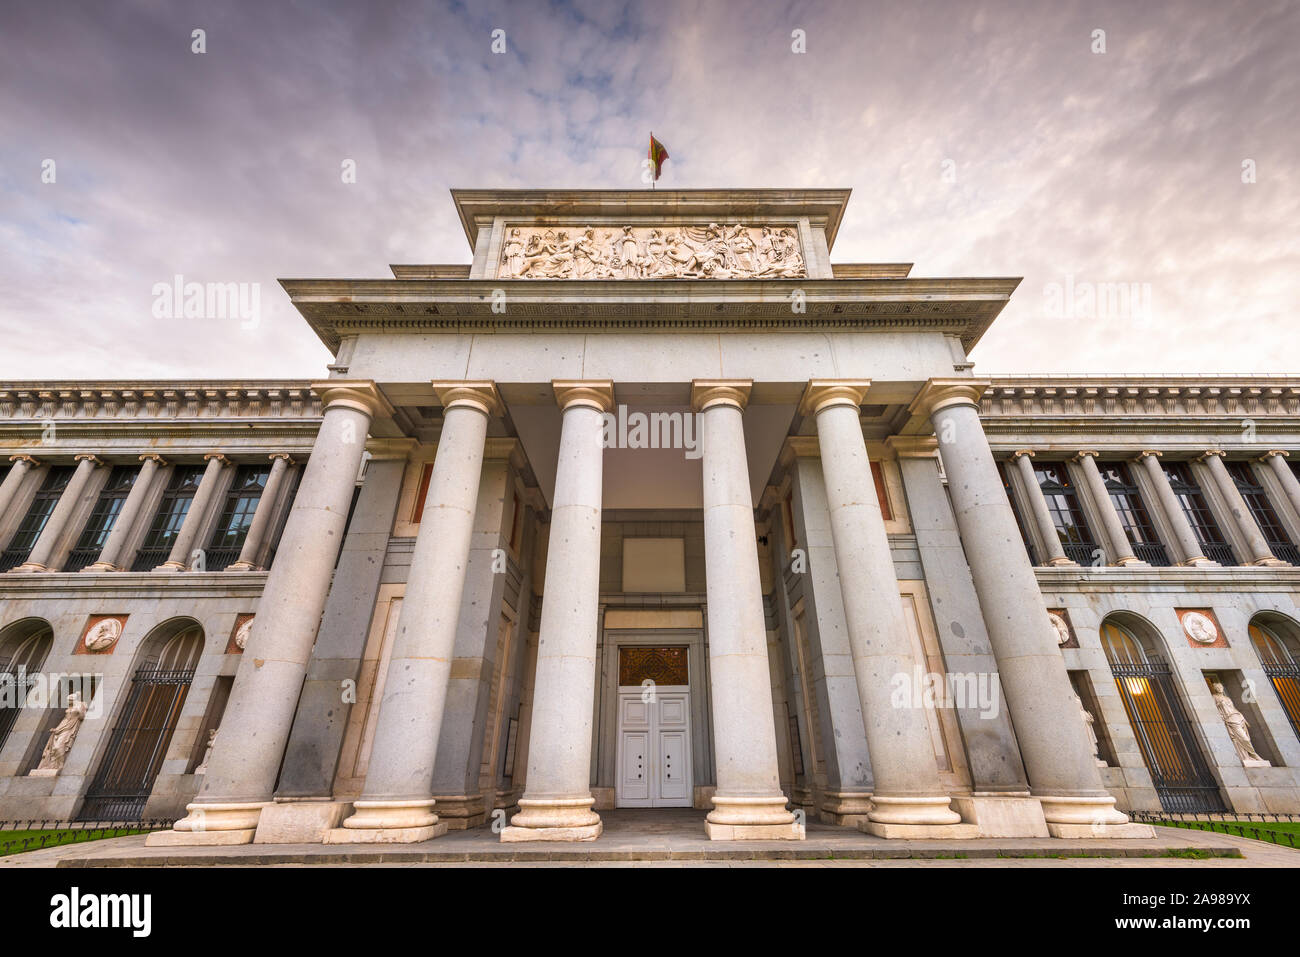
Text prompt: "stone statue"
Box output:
[[1209, 680, 1268, 766], [31, 692, 89, 776], [495, 224, 805, 279], [1073, 692, 1106, 766], [195, 728, 217, 775]]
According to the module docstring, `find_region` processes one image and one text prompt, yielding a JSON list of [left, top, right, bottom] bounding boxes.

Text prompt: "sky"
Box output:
[[1, 0, 1297, 380]]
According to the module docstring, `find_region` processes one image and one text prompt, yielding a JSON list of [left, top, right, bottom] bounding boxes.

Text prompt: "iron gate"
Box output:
[[1262, 660, 1300, 743], [1110, 657, 1225, 813], [79, 667, 195, 821]]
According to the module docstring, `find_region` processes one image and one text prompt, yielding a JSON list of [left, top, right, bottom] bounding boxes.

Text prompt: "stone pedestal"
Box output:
[[501, 381, 613, 843], [950, 793, 1051, 838], [254, 799, 351, 844]]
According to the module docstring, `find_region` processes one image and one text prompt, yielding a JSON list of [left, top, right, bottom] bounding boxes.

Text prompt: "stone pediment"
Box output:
[[497, 223, 805, 280]]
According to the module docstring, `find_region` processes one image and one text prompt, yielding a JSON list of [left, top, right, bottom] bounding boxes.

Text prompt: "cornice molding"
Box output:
[[0, 384, 322, 424]]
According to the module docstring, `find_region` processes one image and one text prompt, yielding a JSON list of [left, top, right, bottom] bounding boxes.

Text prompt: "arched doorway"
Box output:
[[1100, 615, 1224, 813], [80, 619, 205, 821], [1249, 615, 1300, 743], [0, 619, 54, 755]]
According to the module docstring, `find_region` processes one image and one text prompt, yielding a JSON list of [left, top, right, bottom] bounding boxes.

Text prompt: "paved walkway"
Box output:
[[3, 808, 1297, 867]]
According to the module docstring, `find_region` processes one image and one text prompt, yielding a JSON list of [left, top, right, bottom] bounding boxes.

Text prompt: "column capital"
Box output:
[[1010, 448, 1035, 461], [798, 379, 871, 417], [1071, 450, 1100, 462], [1198, 449, 1226, 461], [311, 380, 394, 419], [8, 454, 40, 467], [551, 379, 614, 413], [203, 452, 231, 466], [908, 378, 989, 418], [73, 454, 104, 467], [1259, 449, 1289, 462], [1135, 449, 1163, 461], [137, 453, 167, 466], [268, 452, 295, 465], [364, 437, 417, 462], [691, 379, 751, 412], [433, 380, 503, 417], [885, 435, 939, 459]]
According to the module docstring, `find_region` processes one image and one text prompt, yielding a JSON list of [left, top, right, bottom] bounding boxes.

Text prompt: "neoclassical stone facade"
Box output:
[[2, 189, 1298, 847]]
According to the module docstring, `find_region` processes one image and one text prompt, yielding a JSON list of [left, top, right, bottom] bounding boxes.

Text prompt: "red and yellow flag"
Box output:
[[648, 134, 669, 180]]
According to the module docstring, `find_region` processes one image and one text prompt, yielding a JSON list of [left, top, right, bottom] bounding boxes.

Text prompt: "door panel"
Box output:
[[616, 687, 692, 807], [620, 730, 651, 804]]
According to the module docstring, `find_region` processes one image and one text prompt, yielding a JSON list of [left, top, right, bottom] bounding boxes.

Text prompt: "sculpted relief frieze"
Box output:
[[497, 223, 806, 280]]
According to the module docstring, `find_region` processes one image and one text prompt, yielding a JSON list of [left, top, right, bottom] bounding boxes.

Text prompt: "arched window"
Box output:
[[0, 619, 54, 754], [1100, 615, 1224, 813], [80, 619, 205, 821], [1249, 617, 1300, 742]]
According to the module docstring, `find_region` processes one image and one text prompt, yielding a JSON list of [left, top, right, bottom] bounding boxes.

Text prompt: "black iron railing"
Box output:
[[199, 546, 243, 571], [63, 546, 102, 573], [1063, 541, 1100, 565], [1270, 542, 1300, 565], [1201, 543, 1237, 566], [130, 547, 171, 571], [1130, 811, 1300, 849], [0, 819, 174, 857], [1132, 542, 1171, 566]]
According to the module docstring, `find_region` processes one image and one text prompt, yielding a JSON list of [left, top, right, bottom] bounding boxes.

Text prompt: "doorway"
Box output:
[[614, 645, 693, 808]]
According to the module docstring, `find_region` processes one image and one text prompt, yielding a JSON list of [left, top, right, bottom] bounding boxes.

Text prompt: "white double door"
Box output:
[[615, 686, 692, 807]]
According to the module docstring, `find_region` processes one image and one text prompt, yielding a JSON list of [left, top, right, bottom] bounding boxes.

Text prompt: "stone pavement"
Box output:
[[2, 809, 1297, 867]]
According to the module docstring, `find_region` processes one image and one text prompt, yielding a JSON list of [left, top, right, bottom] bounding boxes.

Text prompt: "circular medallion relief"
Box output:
[[84, 618, 122, 651], [1183, 611, 1219, 644], [234, 617, 254, 650], [1048, 612, 1071, 646]]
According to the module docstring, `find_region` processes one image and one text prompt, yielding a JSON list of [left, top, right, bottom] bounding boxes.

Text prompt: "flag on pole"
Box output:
[[648, 133, 669, 182]]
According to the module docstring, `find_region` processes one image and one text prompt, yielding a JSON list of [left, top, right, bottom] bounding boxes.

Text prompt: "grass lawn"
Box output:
[[0, 827, 149, 857], [1151, 819, 1300, 848]]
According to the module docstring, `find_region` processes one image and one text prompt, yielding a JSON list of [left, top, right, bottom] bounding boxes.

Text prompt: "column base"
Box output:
[[81, 562, 120, 573], [253, 799, 350, 843], [860, 820, 981, 839], [152, 561, 186, 573], [1038, 794, 1154, 837], [338, 798, 438, 830], [1253, 557, 1290, 567], [500, 796, 602, 842], [500, 822, 603, 842], [145, 801, 266, 846], [866, 794, 963, 825], [430, 793, 488, 829], [817, 790, 874, 827], [226, 560, 259, 572], [1115, 557, 1149, 566], [10, 562, 49, 573], [1181, 557, 1218, 567], [705, 820, 805, 841], [950, 793, 1050, 838], [1045, 557, 1079, 567], [324, 822, 448, 844]]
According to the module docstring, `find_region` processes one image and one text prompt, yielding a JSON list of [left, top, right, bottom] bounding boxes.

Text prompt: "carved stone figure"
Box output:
[[1049, 612, 1071, 646], [31, 692, 89, 776], [1182, 610, 1219, 644], [1209, 680, 1268, 766], [495, 224, 805, 279], [84, 617, 123, 652], [1073, 692, 1106, 766], [195, 728, 217, 775], [234, 616, 254, 650]]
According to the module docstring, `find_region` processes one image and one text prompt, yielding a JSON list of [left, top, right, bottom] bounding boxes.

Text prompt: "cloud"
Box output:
[[0, 0, 1296, 378]]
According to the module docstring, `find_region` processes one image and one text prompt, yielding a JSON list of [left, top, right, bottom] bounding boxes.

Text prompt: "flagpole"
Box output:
[[650, 131, 655, 190]]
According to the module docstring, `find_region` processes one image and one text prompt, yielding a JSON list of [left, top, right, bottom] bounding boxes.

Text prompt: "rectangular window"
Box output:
[[65, 467, 138, 572], [204, 465, 270, 570], [999, 462, 1037, 565], [1099, 462, 1170, 565], [0, 466, 73, 572], [411, 463, 434, 523], [1033, 463, 1097, 565], [870, 461, 893, 521], [131, 466, 205, 571], [1228, 462, 1299, 564], [1163, 462, 1235, 565]]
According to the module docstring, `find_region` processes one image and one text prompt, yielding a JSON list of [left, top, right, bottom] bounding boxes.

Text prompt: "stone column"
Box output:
[[1200, 450, 1286, 566], [1260, 450, 1300, 520], [335, 382, 499, 843], [0, 455, 39, 526], [1072, 450, 1143, 565], [910, 380, 1149, 838], [154, 453, 229, 572], [502, 381, 612, 843], [227, 453, 294, 571], [803, 382, 966, 837], [1011, 450, 1074, 566], [84, 454, 165, 572], [14, 454, 102, 572], [1135, 451, 1214, 566], [691, 380, 801, 841], [148, 381, 390, 845]]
